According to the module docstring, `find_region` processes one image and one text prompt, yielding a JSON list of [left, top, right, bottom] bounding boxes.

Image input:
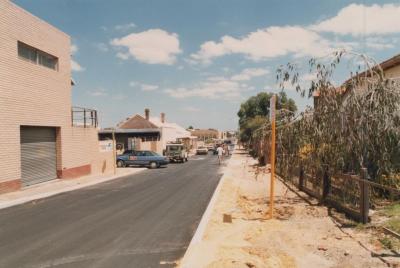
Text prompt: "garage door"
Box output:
[[20, 126, 57, 187]]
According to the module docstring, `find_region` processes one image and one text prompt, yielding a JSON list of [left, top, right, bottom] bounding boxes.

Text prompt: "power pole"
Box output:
[[112, 129, 117, 175]]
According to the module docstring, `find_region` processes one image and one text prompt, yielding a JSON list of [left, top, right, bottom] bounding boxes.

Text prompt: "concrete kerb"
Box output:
[[179, 156, 231, 268], [0, 168, 146, 210]]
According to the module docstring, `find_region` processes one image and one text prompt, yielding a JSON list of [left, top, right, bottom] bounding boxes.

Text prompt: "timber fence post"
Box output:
[[322, 165, 331, 201], [360, 168, 370, 224], [299, 164, 304, 191]]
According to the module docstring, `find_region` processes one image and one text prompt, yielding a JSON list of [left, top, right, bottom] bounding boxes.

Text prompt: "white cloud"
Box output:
[[140, 84, 159, 91], [129, 81, 159, 91], [165, 79, 246, 100], [191, 26, 335, 63], [129, 81, 138, 87], [311, 4, 400, 36], [181, 106, 201, 112], [206, 76, 225, 82], [164, 67, 269, 100], [112, 93, 126, 100], [116, 52, 130, 60], [87, 88, 107, 97], [206, 68, 268, 82], [71, 44, 85, 72], [231, 68, 269, 81], [301, 73, 318, 82], [71, 44, 78, 54], [95, 42, 109, 52], [71, 59, 85, 72], [89, 90, 125, 100], [366, 42, 393, 50], [191, 4, 400, 64], [364, 37, 396, 50], [278, 72, 338, 91], [111, 29, 182, 65], [114, 22, 136, 32]]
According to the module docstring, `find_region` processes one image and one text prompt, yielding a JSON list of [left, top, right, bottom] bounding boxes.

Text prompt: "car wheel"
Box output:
[[117, 160, 125, 168], [149, 162, 158, 169]]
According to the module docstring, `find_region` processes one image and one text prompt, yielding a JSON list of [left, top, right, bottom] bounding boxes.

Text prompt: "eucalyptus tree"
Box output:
[[273, 51, 400, 182]]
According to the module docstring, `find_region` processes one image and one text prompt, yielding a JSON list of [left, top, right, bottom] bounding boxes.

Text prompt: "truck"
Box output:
[[164, 143, 189, 163]]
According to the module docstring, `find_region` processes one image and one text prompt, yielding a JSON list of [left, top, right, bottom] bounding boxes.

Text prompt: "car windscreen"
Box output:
[[141, 151, 159, 156], [123, 150, 136, 155], [167, 146, 181, 151]]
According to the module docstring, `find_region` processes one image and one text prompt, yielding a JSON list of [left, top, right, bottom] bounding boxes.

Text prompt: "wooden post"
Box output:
[[299, 164, 304, 191], [322, 166, 330, 201], [112, 130, 117, 175], [360, 168, 370, 224], [83, 109, 86, 128], [269, 94, 276, 219]]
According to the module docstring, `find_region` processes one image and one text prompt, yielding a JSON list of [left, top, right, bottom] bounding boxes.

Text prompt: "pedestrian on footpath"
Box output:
[[216, 145, 225, 165], [227, 144, 232, 156]]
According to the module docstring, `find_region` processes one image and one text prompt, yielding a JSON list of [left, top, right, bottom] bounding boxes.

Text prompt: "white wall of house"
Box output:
[[150, 117, 191, 150]]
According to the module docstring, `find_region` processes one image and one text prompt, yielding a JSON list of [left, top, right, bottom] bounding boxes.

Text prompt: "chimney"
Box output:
[[144, 108, 150, 120], [161, 112, 165, 123]]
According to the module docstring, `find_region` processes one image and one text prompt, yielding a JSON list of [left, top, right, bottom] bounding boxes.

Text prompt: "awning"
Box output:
[[99, 128, 160, 134]]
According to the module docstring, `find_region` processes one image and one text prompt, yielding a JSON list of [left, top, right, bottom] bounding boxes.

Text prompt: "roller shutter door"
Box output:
[[20, 127, 57, 186]]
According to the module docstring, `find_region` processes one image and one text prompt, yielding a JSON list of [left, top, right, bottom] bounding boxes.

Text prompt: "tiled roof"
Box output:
[[118, 114, 159, 129], [190, 129, 219, 136]]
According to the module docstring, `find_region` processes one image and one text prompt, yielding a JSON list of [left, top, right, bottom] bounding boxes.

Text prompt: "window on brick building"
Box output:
[[18, 41, 58, 71]]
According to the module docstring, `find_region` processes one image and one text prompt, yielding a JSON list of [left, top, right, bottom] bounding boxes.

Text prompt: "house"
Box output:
[[150, 112, 198, 152], [0, 0, 114, 193], [190, 128, 220, 142], [99, 109, 163, 154], [314, 53, 400, 108]]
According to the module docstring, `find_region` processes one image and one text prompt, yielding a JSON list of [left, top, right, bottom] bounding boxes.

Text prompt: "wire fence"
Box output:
[[247, 105, 400, 223], [273, 150, 400, 223]]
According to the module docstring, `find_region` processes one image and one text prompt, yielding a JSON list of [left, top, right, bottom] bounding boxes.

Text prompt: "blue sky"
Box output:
[[14, 0, 400, 130]]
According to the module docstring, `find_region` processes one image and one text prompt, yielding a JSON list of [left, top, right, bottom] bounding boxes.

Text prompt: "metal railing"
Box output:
[[71, 106, 98, 128]]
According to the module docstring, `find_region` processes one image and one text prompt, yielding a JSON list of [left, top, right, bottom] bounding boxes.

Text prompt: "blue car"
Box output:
[[117, 150, 169, 169]]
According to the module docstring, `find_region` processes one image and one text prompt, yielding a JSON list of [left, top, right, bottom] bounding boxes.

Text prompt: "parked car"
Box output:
[[117, 150, 169, 169], [164, 144, 188, 163], [196, 146, 208, 155]]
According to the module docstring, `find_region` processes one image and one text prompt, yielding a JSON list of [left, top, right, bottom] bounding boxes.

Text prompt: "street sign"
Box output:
[[270, 95, 276, 121], [99, 140, 113, 152]]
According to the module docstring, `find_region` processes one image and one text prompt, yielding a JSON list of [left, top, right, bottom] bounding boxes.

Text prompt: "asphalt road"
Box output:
[[0, 153, 224, 268]]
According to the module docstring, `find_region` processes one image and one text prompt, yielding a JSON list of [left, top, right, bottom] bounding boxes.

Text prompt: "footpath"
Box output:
[[180, 149, 389, 268], [0, 167, 145, 210]]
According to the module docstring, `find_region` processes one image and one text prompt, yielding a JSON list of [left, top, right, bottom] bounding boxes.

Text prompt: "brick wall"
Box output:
[[0, 0, 112, 191], [384, 64, 400, 79], [138, 140, 163, 155]]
